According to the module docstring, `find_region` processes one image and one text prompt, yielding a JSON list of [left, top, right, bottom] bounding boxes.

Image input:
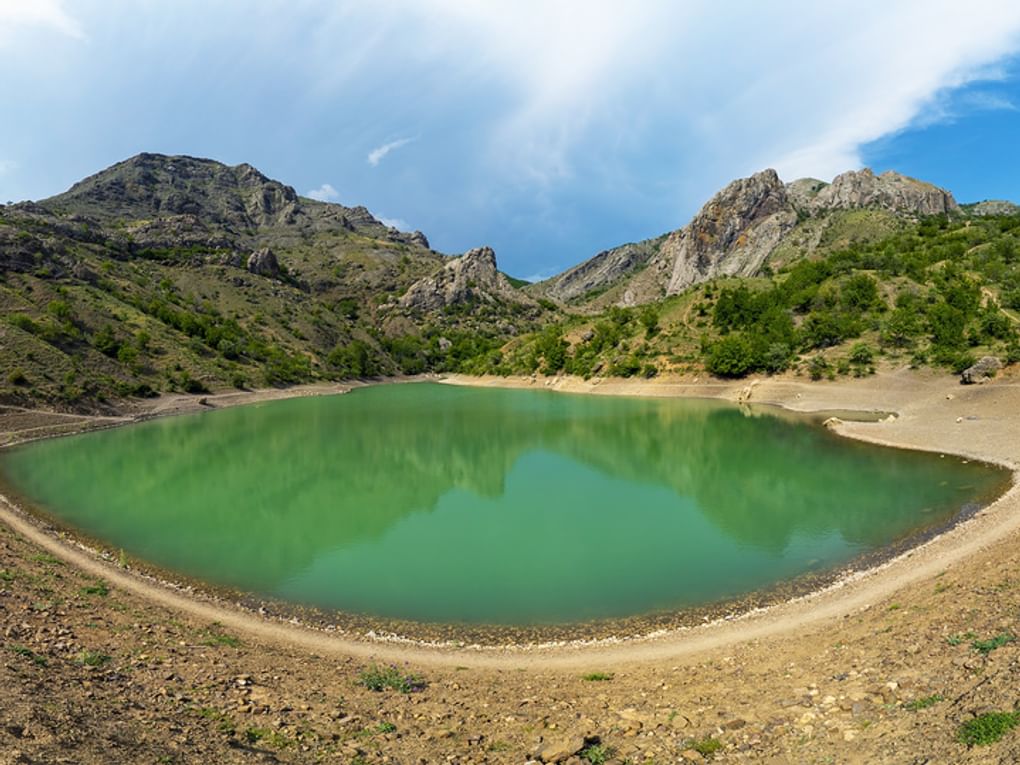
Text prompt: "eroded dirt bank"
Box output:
[[1, 368, 1019, 763]]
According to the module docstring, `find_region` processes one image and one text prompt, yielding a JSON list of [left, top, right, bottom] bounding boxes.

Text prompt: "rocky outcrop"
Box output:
[[960, 356, 1002, 384], [399, 246, 533, 312], [544, 167, 961, 305], [532, 237, 663, 303], [657, 169, 797, 294], [968, 200, 1020, 217], [805, 169, 957, 217], [246, 247, 280, 278]]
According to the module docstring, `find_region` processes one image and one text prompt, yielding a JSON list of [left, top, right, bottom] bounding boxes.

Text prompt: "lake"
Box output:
[[0, 383, 1007, 625]]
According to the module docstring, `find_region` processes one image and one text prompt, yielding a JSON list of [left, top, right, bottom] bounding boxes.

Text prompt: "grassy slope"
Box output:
[[498, 211, 1020, 381]]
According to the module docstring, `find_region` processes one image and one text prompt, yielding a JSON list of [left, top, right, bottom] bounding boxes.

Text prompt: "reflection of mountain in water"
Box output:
[[2, 384, 1005, 593]]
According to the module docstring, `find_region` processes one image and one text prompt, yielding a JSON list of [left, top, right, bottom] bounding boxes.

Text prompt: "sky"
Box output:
[[3, 2, 1020, 280]]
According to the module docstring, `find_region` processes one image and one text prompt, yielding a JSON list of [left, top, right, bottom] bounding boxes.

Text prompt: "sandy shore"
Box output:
[[1, 367, 1019, 763]]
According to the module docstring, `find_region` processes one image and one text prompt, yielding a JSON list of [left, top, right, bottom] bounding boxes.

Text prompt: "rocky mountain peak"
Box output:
[[399, 246, 532, 312], [656, 168, 796, 294], [43, 153, 301, 229], [807, 168, 957, 216]]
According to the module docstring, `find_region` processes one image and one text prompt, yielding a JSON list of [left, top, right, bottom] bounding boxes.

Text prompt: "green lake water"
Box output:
[[0, 383, 1008, 625]]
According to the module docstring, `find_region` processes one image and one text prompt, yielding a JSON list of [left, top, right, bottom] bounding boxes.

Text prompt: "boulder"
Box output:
[[960, 356, 1002, 385], [247, 247, 280, 278], [537, 736, 585, 763]]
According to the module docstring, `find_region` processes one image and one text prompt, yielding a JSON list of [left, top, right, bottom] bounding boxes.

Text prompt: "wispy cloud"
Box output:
[[377, 215, 410, 231], [367, 137, 414, 167], [305, 183, 340, 202], [524, 267, 557, 283], [0, 0, 84, 45]]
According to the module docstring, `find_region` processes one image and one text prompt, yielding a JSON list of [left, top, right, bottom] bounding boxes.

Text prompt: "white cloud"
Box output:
[[305, 183, 340, 202], [0, 0, 84, 45], [375, 1, 1020, 188], [367, 137, 414, 167], [377, 215, 410, 231]]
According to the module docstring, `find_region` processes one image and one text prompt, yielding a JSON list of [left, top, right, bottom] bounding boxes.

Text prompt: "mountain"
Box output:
[[0, 153, 542, 409], [399, 246, 537, 313], [543, 168, 959, 307], [2, 153, 1015, 410]]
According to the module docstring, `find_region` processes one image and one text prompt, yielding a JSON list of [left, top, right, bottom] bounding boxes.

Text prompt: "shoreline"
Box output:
[[0, 366, 1017, 667]]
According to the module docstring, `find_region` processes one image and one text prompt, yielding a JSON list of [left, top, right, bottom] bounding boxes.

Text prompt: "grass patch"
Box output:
[[80, 580, 110, 597], [193, 706, 236, 736], [8, 644, 48, 667], [356, 664, 426, 693], [243, 726, 291, 748], [581, 672, 614, 682], [580, 743, 615, 764], [957, 711, 1020, 746], [947, 631, 976, 646], [30, 553, 63, 566], [690, 737, 724, 757], [904, 694, 944, 711], [200, 624, 241, 648], [0, 569, 14, 582], [972, 632, 1016, 655], [76, 649, 111, 667]]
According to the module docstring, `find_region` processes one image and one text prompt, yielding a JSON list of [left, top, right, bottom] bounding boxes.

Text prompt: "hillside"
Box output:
[[502, 210, 1020, 382], [2, 155, 1018, 410], [0, 154, 545, 409]]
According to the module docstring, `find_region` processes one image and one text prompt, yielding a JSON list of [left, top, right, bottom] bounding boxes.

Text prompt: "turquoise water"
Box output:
[[0, 383, 1006, 624]]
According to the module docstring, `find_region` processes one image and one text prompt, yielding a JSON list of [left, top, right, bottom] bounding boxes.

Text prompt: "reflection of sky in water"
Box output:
[[1, 384, 1007, 624]]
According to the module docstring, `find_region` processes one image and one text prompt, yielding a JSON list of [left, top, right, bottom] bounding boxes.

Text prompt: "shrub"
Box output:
[[706, 334, 755, 377], [7, 369, 28, 386], [357, 664, 426, 693], [957, 711, 1019, 746]]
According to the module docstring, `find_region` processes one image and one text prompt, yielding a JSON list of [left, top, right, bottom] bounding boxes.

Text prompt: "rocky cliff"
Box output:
[[551, 167, 960, 306], [399, 247, 535, 312]]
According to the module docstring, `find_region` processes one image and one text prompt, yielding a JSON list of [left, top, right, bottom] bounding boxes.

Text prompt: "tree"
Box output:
[[706, 334, 755, 378]]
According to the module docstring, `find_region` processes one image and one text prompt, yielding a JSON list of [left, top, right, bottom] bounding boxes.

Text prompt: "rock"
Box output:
[[534, 166, 960, 307], [806, 169, 957, 217], [662, 169, 797, 294], [537, 736, 585, 763], [968, 200, 1020, 216], [399, 246, 536, 312], [408, 230, 430, 249], [247, 247, 280, 278], [960, 356, 1002, 384], [437, 336, 452, 352], [680, 750, 705, 763]]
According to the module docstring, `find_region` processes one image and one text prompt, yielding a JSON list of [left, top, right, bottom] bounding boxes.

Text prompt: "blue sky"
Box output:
[[3, 2, 1020, 280]]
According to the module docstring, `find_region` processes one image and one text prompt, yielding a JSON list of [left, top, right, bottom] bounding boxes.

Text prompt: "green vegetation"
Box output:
[[903, 694, 944, 711], [79, 580, 110, 597], [499, 212, 1020, 381], [688, 736, 724, 757], [243, 726, 291, 748], [8, 644, 48, 667], [580, 743, 615, 764], [200, 623, 241, 648], [356, 664, 427, 693], [947, 631, 977, 646], [76, 649, 111, 667], [971, 632, 1015, 655], [581, 672, 614, 682], [957, 711, 1020, 746]]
